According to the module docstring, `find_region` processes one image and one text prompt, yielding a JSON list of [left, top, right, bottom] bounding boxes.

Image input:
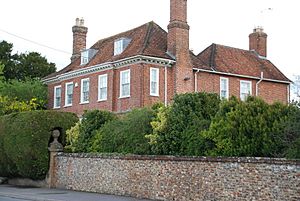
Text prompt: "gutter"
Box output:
[[193, 68, 291, 84], [256, 72, 264, 96], [42, 55, 176, 84]]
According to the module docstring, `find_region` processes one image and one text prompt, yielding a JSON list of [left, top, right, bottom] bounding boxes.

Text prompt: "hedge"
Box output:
[[0, 110, 78, 180]]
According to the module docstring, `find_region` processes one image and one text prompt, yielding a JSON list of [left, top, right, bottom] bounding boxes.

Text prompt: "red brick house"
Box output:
[[43, 0, 291, 116]]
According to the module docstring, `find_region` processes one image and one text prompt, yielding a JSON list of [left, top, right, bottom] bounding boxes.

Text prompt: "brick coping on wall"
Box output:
[[57, 153, 299, 165]]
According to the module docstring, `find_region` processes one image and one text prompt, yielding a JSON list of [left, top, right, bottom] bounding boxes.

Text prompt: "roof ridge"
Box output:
[[213, 43, 254, 53], [92, 22, 151, 49], [209, 43, 216, 70], [140, 21, 154, 54]]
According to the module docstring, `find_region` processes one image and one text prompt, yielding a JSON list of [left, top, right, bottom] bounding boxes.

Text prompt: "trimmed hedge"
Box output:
[[0, 110, 78, 180], [91, 108, 154, 154]]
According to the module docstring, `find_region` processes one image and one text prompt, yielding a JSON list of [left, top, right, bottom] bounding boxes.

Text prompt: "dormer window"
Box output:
[[81, 49, 98, 65], [114, 38, 131, 56]]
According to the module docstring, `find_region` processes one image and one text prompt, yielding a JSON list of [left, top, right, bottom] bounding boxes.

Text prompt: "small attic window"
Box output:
[[114, 38, 131, 56], [81, 49, 98, 65]]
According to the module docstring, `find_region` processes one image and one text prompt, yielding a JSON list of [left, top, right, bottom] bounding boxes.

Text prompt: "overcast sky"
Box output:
[[1, 0, 299, 81]]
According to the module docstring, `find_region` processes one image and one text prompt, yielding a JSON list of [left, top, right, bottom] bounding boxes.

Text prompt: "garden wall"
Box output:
[[53, 153, 300, 201]]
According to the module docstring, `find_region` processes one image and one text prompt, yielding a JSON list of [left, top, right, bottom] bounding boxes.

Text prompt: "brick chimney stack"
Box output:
[[71, 18, 88, 62], [168, 0, 193, 94], [249, 26, 267, 57]]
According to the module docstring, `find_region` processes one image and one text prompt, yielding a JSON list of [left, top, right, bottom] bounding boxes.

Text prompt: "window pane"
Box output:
[[220, 78, 228, 99], [122, 83, 129, 96], [240, 81, 251, 101], [150, 68, 159, 96], [151, 82, 157, 94], [120, 70, 130, 97], [81, 79, 89, 102], [56, 88, 61, 97], [54, 87, 61, 108], [122, 71, 129, 84], [100, 87, 107, 100]]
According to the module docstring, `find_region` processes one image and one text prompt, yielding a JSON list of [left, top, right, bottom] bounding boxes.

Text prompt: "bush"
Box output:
[[0, 96, 43, 116], [147, 92, 220, 155], [0, 110, 78, 179], [65, 122, 80, 153], [202, 97, 290, 157], [75, 110, 116, 152], [91, 108, 155, 154], [281, 102, 300, 158], [0, 79, 47, 104]]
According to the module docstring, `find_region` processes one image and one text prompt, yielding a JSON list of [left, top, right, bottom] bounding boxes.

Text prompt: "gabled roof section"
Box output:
[[197, 43, 291, 82], [45, 21, 173, 80]]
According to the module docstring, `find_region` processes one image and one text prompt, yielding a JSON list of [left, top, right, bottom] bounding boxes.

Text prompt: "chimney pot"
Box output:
[[75, 18, 80, 26], [71, 18, 88, 62], [249, 26, 267, 57], [80, 18, 85, 26]]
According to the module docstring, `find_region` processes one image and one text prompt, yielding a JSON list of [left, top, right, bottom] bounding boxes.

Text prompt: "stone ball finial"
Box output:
[[49, 129, 63, 152], [52, 129, 60, 139]]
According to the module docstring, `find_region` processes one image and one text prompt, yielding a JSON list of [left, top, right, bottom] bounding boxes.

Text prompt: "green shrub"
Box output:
[[148, 92, 220, 155], [281, 102, 300, 159], [0, 110, 78, 179], [0, 96, 43, 116], [75, 110, 116, 152], [0, 79, 47, 104], [0, 117, 18, 177], [92, 108, 155, 154], [202, 97, 290, 157], [65, 122, 80, 153]]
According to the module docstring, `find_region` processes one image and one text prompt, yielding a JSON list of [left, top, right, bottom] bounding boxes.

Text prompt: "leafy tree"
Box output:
[[0, 96, 42, 116], [0, 62, 4, 81], [202, 97, 289, 157], [92, 108, 155, 154], [0, 41, 18, 80], [16, 52, 56, 80], [0, 40, 56, 80], [75, 110, 116, 152], [148, 92, 220, 156], [291, 75, 300, 101], [0, 79, 47, 105]]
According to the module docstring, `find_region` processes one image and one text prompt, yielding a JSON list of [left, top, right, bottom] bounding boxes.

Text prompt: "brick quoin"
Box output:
[[44, 0, 291, 116]]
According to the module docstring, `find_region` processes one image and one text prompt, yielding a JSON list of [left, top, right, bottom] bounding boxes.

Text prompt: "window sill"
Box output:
[[64, 105, 72, 108], [150, 94, 159, 97], [53, 107, 61, 109], [97, 99, 107, 102], [80, 102, 89, 105], [119, 95, 130, 99]]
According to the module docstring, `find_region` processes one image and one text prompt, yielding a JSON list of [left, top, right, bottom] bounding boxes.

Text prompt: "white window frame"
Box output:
[[240, 80, 252, 101], [98, 74, 108, 101], [81, 50, 89, 65], [65, 82, 73, 107], [150, 68, 159, 96], [114, 39, 123, 56], [120, 69, 130, 98], [220, 77, 229, 99], [53, 85, 62, 109], [80, 78, 90, 104]]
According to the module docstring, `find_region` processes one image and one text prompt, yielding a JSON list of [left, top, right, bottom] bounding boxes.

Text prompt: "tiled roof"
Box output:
[[45, 21, 173, 79], [46, 22, 290, 83], [196, 43, 291, 82]]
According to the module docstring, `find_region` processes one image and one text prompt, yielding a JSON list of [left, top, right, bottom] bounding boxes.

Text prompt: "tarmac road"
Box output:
[[0, 185, 152, 201]]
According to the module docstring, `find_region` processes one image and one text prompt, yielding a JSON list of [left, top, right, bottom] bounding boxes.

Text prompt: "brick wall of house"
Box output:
[[259, 81, 288, 104], [196, 71, 288, 103], [47, 63, 174, 115], [53, 153, 300, 201]]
